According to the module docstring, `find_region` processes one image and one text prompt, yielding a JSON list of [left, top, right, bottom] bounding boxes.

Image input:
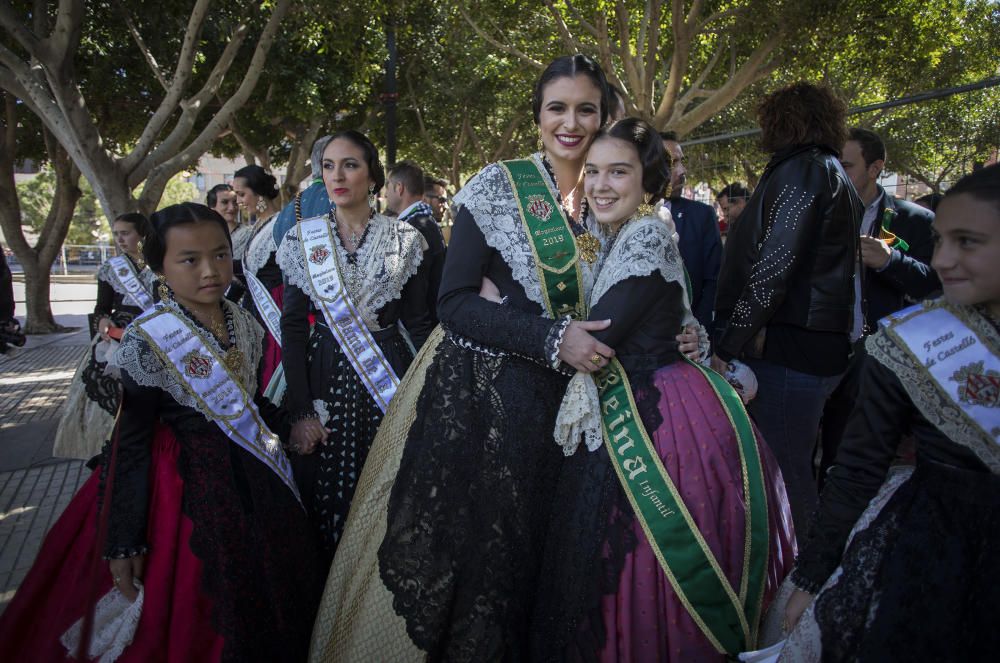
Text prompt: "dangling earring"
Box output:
[[663, 180, 674, 201], [367, 184, 377, 210], [256, 197, 267, 214], [636, 194, 655, 218], [158, 279, 172, 302]]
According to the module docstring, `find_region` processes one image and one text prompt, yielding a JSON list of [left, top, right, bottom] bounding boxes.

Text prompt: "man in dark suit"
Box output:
[[386, 160, 446, 323], [659, 131, 722, 328], [818, 127, 940, 486]]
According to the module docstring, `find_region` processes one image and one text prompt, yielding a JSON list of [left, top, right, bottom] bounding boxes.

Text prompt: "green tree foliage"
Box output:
[[16, 169, 198, 246], [210, 1, 383, 201], [677, 0, 1000, 194]]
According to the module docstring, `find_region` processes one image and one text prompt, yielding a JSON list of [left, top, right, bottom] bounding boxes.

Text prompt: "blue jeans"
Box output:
[[744, 358, 842, 534]]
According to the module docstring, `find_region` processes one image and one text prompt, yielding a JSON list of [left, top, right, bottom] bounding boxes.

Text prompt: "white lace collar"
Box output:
[[113, 299, 264, 419], [230, 223, 255, 262], [275, 213, 425, 330], [591, 207, 696, 328], [97, 256, 156, 305], [452, 152, 597, 316], [243, 214, 278, 276]]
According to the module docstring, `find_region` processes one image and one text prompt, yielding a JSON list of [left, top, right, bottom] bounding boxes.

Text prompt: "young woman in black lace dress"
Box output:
[[0, 203, 322, 663], [276, 130, 434, 565], [308, 55, 618, 662]]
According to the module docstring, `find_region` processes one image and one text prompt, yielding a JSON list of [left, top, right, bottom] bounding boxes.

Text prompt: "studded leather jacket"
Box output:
[[714, 144, 862, 361]]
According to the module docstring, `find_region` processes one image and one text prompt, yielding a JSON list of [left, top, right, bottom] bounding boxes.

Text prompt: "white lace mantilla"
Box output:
[[113, 299, 264, 420], [230, 223, 254, 262], [592, 208, 695, 328], [243, 215, 278, 276], [276, 213, 425, 330], [453, 152, 598, 316], [98, 257, 156, 307]]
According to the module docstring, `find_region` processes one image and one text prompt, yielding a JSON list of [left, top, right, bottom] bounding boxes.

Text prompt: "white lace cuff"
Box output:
[[696, 321, 711, 365], [61, 581, 144, 662], [553, 371, 603, 456], [546, 316, 572, 370]]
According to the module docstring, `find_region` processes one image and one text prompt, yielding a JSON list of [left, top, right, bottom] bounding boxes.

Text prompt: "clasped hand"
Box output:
[[290, 418, 330, 455]]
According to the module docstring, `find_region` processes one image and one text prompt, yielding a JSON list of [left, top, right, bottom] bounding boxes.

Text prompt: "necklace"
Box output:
[[205, 305, 244, 374], [126, 252, 147, 271], [540, 154, 600, 264], [331, 207, 373, 253], [329, 208, 374, 299]]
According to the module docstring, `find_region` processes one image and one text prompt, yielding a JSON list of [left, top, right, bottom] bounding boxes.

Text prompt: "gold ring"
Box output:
[[590, 354, 603, 365]]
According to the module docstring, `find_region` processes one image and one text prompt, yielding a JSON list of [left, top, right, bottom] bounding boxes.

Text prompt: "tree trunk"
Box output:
[[0, 94, 82, 333], [20, 260, 58, 333]]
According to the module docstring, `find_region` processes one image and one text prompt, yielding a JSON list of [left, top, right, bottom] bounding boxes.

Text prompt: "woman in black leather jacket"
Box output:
[[712, 82, 863, 532]]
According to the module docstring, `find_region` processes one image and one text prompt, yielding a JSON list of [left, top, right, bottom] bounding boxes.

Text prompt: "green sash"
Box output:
[[595, 358, 769, 654], [499, 159, 586, 319]]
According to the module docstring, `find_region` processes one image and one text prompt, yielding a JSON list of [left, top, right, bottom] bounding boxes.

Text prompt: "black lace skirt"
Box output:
[[291, 322, 415, 564], [378, 335, 570, 662], [170, 419, 325, 662], [811, 458, 1000, 662]]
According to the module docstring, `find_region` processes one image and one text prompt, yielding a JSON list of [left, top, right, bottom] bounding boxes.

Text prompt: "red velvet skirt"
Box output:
[[0, 426, 224, 662], [260, 284, 284, 388]]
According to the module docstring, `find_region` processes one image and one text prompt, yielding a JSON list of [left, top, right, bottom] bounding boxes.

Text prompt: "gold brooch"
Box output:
[[576, 232, 601, 264], [223, 346, 245, 373]]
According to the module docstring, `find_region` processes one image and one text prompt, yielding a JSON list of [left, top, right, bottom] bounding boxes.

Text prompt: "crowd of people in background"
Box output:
[[0, 50, 997, 663]]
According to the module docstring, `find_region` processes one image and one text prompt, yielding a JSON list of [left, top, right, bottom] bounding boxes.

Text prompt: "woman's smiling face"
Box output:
[[584, 136, 645, 227], [537, 74, 604, 163]]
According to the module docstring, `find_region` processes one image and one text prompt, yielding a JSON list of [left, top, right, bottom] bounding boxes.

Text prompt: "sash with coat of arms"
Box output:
[[874, 299, 1000, 462]]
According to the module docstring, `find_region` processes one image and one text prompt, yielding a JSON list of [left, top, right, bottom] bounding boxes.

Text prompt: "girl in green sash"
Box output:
[[532, 119, 796, 662], [781, 164, 1000, 661]]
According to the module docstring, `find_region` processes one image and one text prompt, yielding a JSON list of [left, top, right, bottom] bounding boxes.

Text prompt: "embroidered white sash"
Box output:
[[134, 307, 302, 505], [245, 270, 282, 346], [885, 303, 1000, 444], [107, 255, 153, 310], [297, 216, 399, 412]]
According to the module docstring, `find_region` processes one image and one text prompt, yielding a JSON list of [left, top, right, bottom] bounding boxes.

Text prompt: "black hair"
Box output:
[[232, 164, 279, 200], [424, 175, 447, 191], [848, 127, 886, 167], [595, 117, 671, 204], [388, 160, 425, 196], [325, 130, 386, 194], [113, 212, 151, 239], [658, 130, 679, 143], [532, 54, 611, 126], [717, 183, 751, 201], [914, 191, 943, 212], [205, 183, 233, 208], [608, 84, 627, 120], [944, 163, 1000, 214], [143, 203, 231, 273]]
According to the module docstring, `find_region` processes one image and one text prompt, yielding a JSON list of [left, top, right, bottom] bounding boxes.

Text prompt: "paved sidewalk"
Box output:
[[0, 318, 92, 612]]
